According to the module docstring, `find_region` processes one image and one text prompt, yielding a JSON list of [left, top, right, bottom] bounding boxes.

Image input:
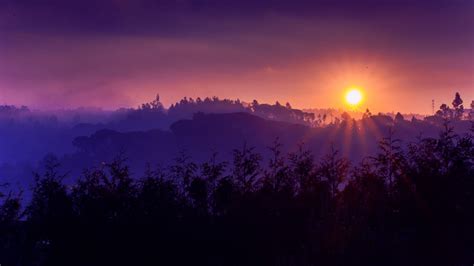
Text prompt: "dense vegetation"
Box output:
[[0, 121, 472, 266]]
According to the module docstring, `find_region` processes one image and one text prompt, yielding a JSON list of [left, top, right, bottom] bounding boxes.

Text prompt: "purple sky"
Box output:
[[0, 0, 473, 113]]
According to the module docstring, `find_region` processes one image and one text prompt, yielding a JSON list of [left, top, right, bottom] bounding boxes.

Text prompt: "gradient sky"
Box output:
[[1, 0, 473, 113]]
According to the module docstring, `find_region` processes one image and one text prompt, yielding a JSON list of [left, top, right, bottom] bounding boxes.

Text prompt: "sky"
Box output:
[[0, 0, 473, 114]]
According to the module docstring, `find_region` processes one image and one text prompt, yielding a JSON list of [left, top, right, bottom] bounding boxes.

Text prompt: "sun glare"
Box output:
[[345, 89, 363, 106]]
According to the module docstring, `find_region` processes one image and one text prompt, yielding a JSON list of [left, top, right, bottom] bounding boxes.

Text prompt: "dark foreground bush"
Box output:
[[0, 126, 473, 266]]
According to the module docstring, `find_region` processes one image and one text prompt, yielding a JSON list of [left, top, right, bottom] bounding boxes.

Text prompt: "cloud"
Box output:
[[0, 0, 472, 112]]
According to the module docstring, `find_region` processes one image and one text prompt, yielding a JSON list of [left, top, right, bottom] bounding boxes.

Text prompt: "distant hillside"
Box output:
[[63, 112, 471, 180]]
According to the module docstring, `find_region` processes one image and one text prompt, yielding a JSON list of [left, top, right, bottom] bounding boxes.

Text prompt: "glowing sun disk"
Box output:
[[345, 89, 363, 106]]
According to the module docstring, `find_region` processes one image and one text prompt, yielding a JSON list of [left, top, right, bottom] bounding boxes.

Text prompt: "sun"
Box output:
[[345, 89, 363, 106]]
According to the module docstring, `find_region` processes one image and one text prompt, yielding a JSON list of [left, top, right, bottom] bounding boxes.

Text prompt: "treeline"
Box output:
[[1, 92, 472, 131], [0, 123, 473, 266], [143, 95, 318, 126], [96, 92, 474, 130]]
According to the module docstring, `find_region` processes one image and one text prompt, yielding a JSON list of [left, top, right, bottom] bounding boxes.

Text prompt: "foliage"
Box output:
[[0, 128, 473, 266]]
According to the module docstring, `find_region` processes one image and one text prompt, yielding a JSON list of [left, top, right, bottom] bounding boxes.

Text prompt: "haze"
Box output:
[[1, 0, 473, 113]]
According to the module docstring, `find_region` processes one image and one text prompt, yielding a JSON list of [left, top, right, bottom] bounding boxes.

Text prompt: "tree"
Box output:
[[288, 143, 317, 193], [262, 138, 293, 193], [232, 143, 262, 193], [188, 177, 208, 212], [371, 128, 406, 192], [201, 152, 227, 187], [341, 112, 351, 122], [394, 112, 404, 122], [27, 155, 71, 224], [0, 186, 22, 266], [363, 108, 372, 119], [436, 103, 452, 119], [137, 164, 179, 221], [318, 146, 349, 197], [436, 121, 458, 173], [0, 191, 21, 224], [469, 100, 474, 120], [170, 151, 197, 195], [141, 93, 164, 111], [452, 92, 464, 120], [201, 152, 227, 213]]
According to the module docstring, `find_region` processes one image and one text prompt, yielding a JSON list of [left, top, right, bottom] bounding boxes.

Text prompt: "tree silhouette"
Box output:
[[452, 92, 464, 120], [394, 112, 404, 122], [232, 143, 262, 193], [363, 108, 372, 119], [371, 128, 405, 192], [262, 138, 293, 194], [0, 124, 472, 266], [170, 150, 197, 195], [436, 103, 452, 119], [318, 146, 349, 197]]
